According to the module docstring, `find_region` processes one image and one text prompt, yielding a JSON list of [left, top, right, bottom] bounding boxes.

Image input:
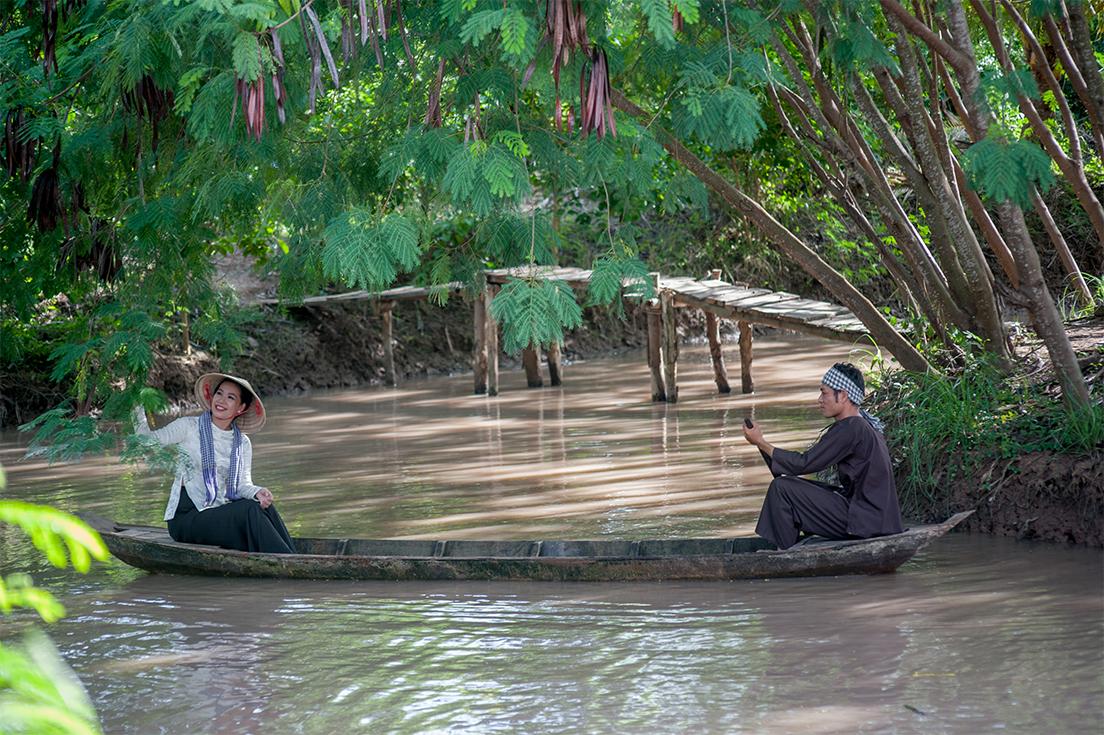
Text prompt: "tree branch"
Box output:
[[878, 0, 971, 73], [609, 88, 931, 374]]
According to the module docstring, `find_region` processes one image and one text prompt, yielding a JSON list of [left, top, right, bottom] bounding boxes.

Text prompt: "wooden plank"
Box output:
[[751, 297, 839, 314], [723, 292, 803, 309], [707, 288, 773, 306], [773, 306, 852, 321]]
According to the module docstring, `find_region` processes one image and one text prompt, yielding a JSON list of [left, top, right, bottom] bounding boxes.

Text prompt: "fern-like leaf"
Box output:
[[642, 0, 676, 48], [460, 9, 506, 47]]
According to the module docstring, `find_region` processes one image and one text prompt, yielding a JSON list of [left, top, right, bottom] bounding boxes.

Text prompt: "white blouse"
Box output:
[[133, 406, 263, 520]]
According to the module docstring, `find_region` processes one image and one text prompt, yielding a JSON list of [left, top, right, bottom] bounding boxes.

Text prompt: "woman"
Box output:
[[134, 373, 296, 553]]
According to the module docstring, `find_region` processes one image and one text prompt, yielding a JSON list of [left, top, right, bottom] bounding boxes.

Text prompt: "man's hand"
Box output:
[[255, 488, 274, 509], [742, 420, 775, 457]]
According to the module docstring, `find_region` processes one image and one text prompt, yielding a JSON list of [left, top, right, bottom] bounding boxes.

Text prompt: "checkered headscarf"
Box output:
[[823, 366, 884, 433]]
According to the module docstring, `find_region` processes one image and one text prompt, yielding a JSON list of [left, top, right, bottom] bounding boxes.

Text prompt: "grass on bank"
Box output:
[[870, 353, 1104, 522]]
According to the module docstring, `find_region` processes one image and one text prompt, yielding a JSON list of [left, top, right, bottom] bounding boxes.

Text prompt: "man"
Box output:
[[743, 362, 903, 549]]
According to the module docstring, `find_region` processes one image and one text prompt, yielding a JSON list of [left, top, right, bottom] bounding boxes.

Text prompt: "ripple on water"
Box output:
[[2, 339, 1101, 733]]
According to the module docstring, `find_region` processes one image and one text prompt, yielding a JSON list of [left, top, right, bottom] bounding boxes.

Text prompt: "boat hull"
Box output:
[[84, 512, 972, 582]]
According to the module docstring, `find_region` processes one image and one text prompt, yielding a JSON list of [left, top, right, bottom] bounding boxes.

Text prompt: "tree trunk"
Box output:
[[1064, 1, 1104, 135], [1030, 188, 1094, 307], [883, 18, 1011, 364], [1040, 11, 1104, 158], [610, 90, 931, 374], [969, 0, 1104, 247], [934, 0, 1091, 405], [1000, 203, 1091, 407]]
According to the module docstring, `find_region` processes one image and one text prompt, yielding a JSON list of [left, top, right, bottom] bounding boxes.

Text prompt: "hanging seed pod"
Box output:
[[545, 1, 589, 130], [545, 0, 589, 87], [339, 0, 356, 64], [357, 0, 369, 44], [242, 77, 265, 141], [28, 141, 62, 232], [673, 8, 684, 34], [305, 4, 340, 87], [270, 29, 288, 125], [366, 6, 385, 68], [394, 1, 416, 68], [3, 109, 38, 181], [376, 0, 388, 41], [463, 93, 483, 143], [298, 13, 323, 113], [122, 76, 174, 153], [57, 217, 121, 283], [580, 48, 615, 139]]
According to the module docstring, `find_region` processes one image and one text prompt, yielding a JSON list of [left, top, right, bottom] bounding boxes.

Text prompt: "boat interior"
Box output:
[[290, 536, 776, 558]]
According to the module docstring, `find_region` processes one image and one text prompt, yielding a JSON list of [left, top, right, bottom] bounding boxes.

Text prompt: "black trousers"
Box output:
[[754, 476, 852, 550], [168, 486, 296, 554]]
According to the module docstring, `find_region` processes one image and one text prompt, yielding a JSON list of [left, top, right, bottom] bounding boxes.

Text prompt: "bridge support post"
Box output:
[[704, 269, 731, 395], [522, 346, 543, 388], [546, 341, 563, 386], [473, 291, 487, 394], [381, 300, 397, 387], [738, 320, 753, 394], [486, 284, 500, 396], [646, 304, 666, 402], [660, 289, 679, 403]]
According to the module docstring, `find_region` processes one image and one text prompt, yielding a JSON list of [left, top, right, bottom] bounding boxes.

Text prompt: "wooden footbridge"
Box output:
[[257, 267, 869, 402]]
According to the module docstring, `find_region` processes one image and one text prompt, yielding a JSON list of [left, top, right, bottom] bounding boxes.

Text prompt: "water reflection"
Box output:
[[2, 336, 855, 541], [42, 536, 1103, 734]]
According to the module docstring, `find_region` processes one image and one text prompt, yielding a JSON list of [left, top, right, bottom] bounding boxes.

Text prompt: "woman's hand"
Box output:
[[255, 488, 274, 509]]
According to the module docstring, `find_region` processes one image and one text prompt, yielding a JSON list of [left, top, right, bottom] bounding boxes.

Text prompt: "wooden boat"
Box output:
[[82, 511, 972, 582]]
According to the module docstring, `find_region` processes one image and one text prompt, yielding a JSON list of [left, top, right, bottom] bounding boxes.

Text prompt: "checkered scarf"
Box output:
[[822, 366, 884, 433], [198, 410, 243, 506]]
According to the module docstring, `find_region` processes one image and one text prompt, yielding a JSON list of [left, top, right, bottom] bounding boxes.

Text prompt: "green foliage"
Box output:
[[443, 141, 529, 215], [0, 468, 106, 735], [0, 631, 102, 735], [872, 358, 1104, 520], [19, 410, 116, 463], [674, 84, 764, 151], [231, 31, 263, 82], [0, 502, 108, 575], [642, 0, 676, 48], [962, 136, 1055, 208], [587, 253, 654, 311], [489, 277, 584, 352], [672, 0, 700, 25], [981, 67, 1041, 104], [499, 8, 533, 63], [829, 18, 899, 73], [322, 209, 421, 291], [459, 9, 506, 47], [2, 0, 1095, 467]]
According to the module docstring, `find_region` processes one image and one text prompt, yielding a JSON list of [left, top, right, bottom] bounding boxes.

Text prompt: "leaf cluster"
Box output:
[[962, 136, 1055, 209], [489, 277, 584, 353]]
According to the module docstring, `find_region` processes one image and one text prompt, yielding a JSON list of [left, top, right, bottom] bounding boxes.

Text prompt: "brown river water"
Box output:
[[2, 336, 1101, 734]]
